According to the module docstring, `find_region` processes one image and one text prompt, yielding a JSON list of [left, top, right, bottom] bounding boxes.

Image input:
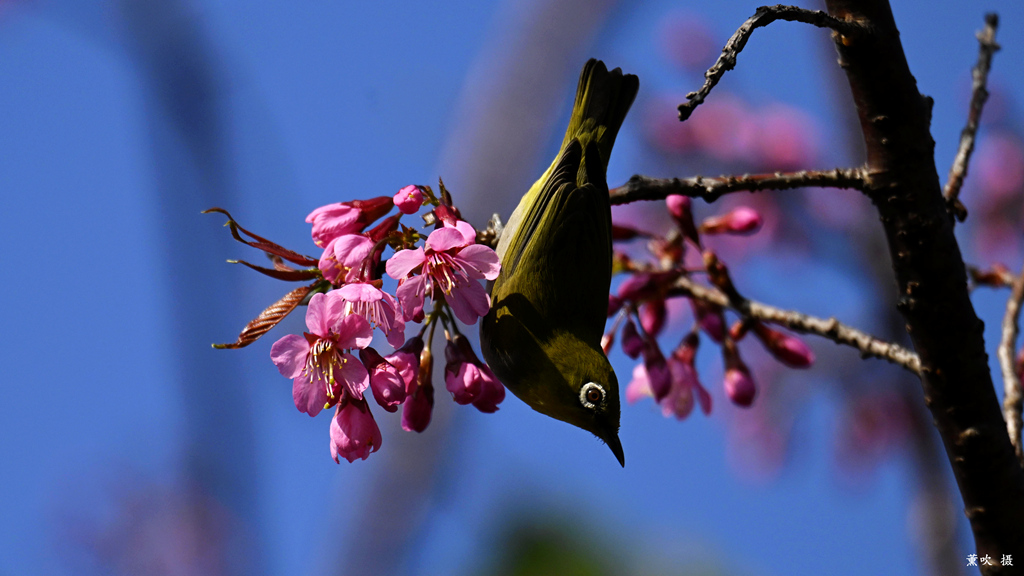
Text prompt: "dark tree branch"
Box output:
[[609, 168, 865, 205], [944, 13, 1001, 222], [668, 275, 921, 374], [999, 264, 1024, 464], [823, 1, 1024, 570], [679, 4, 866, 121]]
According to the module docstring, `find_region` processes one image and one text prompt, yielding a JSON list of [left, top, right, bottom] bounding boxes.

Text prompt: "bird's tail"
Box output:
[[560, 59, 639, 172]]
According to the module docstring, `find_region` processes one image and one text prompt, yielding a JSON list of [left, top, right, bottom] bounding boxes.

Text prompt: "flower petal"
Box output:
[[333, 234, 375, 268], [426, 227, 468, 252], [447, 280, 490, 325], [338, 353, 370, 398], [456, 244, 501, 280], [446, 220, 477, 244], [333, 314, 374, 350], [396, 275, 428, 322], [270, 334, 309, 379], [386, 247, 426, 280], [305, 293, 330, 337], [337, 282, 384, 303], [293, 373, 327, 417]]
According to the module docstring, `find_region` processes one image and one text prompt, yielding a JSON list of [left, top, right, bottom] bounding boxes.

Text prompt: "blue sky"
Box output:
[[2, 1, 1023, 575]]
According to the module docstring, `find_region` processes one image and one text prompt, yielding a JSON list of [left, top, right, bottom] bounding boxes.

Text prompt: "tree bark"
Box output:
[[824, 1, 1024, 572]]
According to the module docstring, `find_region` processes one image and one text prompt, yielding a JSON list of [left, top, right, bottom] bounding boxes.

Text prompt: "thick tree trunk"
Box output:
[[824, 1, 1024, 572]]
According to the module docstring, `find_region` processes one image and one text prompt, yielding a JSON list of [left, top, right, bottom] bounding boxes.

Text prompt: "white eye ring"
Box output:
[[580, 382, 606, 410]]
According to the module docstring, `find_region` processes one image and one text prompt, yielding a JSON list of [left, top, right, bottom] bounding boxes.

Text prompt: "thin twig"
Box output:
[[944, 13, 1000, 222], [999, 261, 1024, 463], [668, 275, 921, 374], [968, 263, 1015, 290], [679, 4, 866, 121], [610, 168, 865, 205]]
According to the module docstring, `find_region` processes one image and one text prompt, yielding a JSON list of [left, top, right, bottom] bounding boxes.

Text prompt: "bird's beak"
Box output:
[[605, 433, 625, 467]]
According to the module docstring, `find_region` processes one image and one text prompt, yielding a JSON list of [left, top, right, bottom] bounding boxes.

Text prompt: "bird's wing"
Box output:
[[497, 138, 612, 346]]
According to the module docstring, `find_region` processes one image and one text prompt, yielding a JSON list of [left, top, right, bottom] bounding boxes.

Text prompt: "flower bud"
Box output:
[[402, 348, 434, 432], [666, 194, 701, 246], [601, 331, 615, 355], [359, 347, 407, 412], [700, 207, 762, 235], [753, 323, 815, 368], [640, 298, 667, 337], [724, 366, 756, 407], [608, 294, 623, 317], [433, 204, 460, 227], [621, 318, 644, 359], [690, 299, 725, 342], [385, 336, 424, 392], [722, 343, 756, 407], [394, 185, 425, 214], [641, 341, 671, 401], [331, 399, 382, 463]]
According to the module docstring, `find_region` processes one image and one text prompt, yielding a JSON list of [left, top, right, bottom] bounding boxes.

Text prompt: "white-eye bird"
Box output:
[[480, 59, 638, 466]]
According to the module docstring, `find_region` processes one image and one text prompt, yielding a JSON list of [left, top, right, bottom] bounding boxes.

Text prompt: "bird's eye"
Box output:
[[580, 382, 605, 410]]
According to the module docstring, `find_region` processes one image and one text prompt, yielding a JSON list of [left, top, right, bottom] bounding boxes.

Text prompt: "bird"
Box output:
[[480, 59, 638, 466]]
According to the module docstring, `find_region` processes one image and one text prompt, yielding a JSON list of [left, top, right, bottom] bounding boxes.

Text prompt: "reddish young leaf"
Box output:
[[213, 284, 315, 349]]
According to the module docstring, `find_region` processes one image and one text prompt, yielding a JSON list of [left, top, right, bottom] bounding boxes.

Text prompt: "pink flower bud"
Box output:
[[666, 194, 700, 245], [642, 341, 671, 402], [402, 348, 434, 432], [724, 367, 756, 407], [402, 380, 433, 433], [666, 194, 691, 220], [690, 299, 725, 342], [443, 335, 505, 412], [331, 399, 382, 463], [394, 185, 424, 214], [753, 323, 815, 368], [700, 207, 763, 235], [608, 295, 623, 317], [640, 298, 667, 337], [386, 336, 424, 391], [359, 347, 407, 412], [307, 196, 394, 248], [433, 204, 460, 227], [601, 331, 615, 355], [621, 318, 644, 359], [673, 332, 700, 365]]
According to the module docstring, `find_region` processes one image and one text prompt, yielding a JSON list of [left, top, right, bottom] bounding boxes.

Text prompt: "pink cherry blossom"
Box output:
[[334, 282, 405, 347], [626, 342, 711, 420], [359, 347, 407, 412], [394, 185, 425, 215], [269, 292, 374, 417], [330, 399, 383, 463], [306, 196, 393, 248], [443, 335, 505, 412], [319, 234, 375, 284], [386, 222, 500, 325]]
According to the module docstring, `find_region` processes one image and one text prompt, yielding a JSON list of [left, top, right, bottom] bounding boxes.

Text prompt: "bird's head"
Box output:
[[519, 331, 623, 466]]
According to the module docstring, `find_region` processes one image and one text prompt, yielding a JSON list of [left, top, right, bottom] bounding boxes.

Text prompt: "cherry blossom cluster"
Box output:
[[605, 194, 814, 419], [209, 183, 502, 463]]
